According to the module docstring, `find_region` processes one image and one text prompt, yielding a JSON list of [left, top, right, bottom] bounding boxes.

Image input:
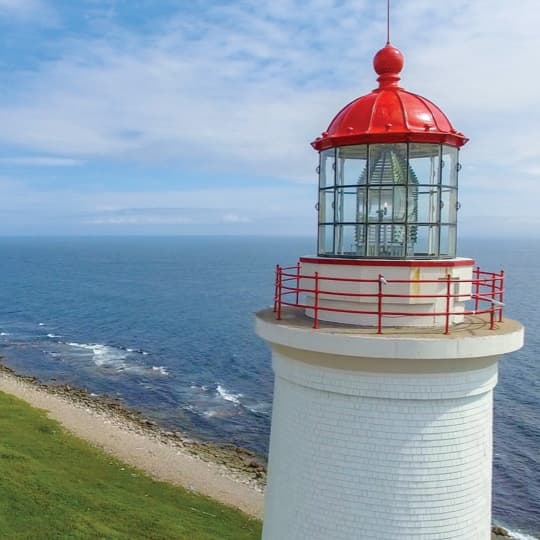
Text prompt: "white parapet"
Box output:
[[298, 256, 475, 327], [256, 310, 524, 540]]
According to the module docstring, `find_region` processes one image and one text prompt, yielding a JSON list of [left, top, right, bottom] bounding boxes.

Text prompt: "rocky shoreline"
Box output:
[[0, 363, 267, 490]]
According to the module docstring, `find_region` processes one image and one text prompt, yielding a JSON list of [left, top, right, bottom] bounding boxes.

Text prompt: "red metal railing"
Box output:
[[272, 263, 505, 334]]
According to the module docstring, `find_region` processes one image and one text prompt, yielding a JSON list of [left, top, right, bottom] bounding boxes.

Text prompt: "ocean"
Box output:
[[0, 236, 536, 538]]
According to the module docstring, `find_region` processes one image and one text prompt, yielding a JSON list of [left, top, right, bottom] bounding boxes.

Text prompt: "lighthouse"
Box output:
[[255, 41, 524, 540]]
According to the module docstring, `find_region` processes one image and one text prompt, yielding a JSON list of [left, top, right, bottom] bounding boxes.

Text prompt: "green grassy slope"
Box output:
[[0, 391, 262, 539]]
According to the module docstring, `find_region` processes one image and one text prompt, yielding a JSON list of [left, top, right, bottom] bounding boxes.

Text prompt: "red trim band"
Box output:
[[299, 257, 475, 268]]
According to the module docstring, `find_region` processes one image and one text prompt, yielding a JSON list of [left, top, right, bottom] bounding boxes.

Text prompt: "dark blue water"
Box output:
[[0, 236, 536, 538]]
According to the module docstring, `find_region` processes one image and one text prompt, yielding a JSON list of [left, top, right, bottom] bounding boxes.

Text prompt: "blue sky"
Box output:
[[0, 0, 538, 236]]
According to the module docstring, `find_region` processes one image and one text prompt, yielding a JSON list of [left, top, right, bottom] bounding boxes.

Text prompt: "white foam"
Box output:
[[505, 530, 538, 540], [0, 332, 10, 336], [151, 366, 169, 376], [38, 323, 45, 326], [245, 402, 271, 416], [203, 410, 218, 418], [190, 384, 209, 391], [66, 342, 128, 368], [216, 384, 242, 405], [47, 333, 61, 338]]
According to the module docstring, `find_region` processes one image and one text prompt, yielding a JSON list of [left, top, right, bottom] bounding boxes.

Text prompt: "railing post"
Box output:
[[490, 273, 497, 330], [295, 262, 301, 306], [444, 273, 452, 335], [276, 266, 282, 321], [377, 274, 383, 334], [498, 270, 505, 323], [273, 264, 280, 313], [474, 265, 480, 313], [313, 272, 320, 329]]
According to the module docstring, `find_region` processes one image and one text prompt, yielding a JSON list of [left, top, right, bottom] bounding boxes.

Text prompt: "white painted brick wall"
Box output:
[[262, 354, 495, 540]]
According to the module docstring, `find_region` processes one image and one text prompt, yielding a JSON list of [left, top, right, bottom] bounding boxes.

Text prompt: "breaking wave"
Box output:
[[216, 384, 242, 405]]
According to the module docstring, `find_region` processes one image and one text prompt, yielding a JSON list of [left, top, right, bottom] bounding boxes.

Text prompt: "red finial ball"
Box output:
[[373, 44, 404, 76]]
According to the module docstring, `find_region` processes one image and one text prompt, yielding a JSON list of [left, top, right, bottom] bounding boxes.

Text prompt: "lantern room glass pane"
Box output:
[[318, 225, 334, 255], [335, 225, 362, 256], [441, 146, 458, 186], [366, 224, 407, 257], [412, 225, 439, 257], [440, 187, 457, 224], [367, 186, 407, 222], [319, 189, 335, 224], [440, 225, 457, 257], [319, 148, 335, 188], [336, 145, 368, 186], [408, 144, 441, 185], [416, 186, 440, 224], [368, 144, 408, 184], [335, 188, 363, 223], [367, 187, 393, 222]]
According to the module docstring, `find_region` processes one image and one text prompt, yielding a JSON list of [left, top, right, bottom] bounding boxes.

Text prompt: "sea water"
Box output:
[[0, 236, 536, 538]]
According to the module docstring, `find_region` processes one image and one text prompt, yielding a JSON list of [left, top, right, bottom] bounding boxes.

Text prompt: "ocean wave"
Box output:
[[0, 332, 10, 336], [47, 333, 61, 338], [505, 530, 539, 540], [63, 340, 167, 377], [216, 384, 242, 405], [190, 384, 208, 391], [122, 346, 150, 356], [66, 342, 128, 368], [244, 402, 271, 417], [151, 366, 169, 376], [38, 323, 45, 326]]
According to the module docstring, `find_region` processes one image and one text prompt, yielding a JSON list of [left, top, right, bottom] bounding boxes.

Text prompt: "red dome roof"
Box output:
[[312, 44, 468, 151]]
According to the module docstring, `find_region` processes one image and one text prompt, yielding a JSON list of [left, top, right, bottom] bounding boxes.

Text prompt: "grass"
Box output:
[[0, 391, 262, 539]]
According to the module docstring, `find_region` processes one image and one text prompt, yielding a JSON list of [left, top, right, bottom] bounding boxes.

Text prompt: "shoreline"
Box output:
[[0, 363, 265, 519], [0, 363, 524, 539]]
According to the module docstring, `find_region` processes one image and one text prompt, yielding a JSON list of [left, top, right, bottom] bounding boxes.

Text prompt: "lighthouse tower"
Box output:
[[256, 42, 524, 540]]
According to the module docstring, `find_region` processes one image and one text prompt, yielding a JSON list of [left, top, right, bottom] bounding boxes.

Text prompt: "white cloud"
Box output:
[[0, 156, 83, 166], [222, 213, 252, 224]]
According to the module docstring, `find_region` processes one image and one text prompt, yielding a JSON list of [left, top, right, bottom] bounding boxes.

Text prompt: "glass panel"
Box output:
[[335, 225, 363, 256], [318, 225, 334, 255], [366, 224, 407, 258], [319, 149, 335, 188], [368, 144, 408, 184], [411, 225, 439, 257], [319, 189, 335, 224], [391, 186, 407, 221], [408, 143, 441, 185], [440, 225, 457, 257], [335, 188, 363, 223], [415, 186, 440, 224], [440, 187, 457, 224], [367, 186, 393, 222], [441, 146, 458, 186], [355, 225, 367, 257], [336, 145, 368, 186]]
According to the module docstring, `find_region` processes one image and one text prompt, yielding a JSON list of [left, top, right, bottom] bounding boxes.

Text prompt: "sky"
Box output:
[[0, 0, 538, 237]]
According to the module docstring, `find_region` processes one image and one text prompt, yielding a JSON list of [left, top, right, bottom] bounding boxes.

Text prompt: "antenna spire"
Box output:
[[386, 0, 391, 44]]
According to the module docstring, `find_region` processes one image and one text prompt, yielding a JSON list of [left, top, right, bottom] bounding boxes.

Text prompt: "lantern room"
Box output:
[[312, 44, 468, 259]]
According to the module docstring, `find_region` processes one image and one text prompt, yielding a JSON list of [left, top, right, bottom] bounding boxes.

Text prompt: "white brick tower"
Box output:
[[256, 42, 524, 540]]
